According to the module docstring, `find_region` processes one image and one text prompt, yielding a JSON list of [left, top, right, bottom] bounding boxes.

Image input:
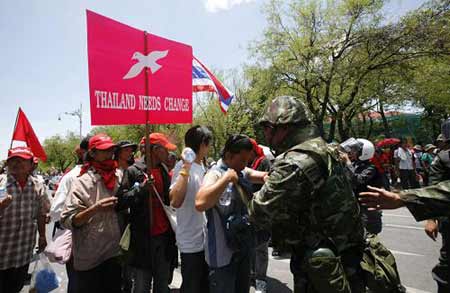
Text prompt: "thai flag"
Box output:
[[192, 56, 234, 113]]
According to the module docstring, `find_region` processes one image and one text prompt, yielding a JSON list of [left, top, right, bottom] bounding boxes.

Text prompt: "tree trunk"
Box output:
[[337, 112, 349, 141], [379, 100, 391, 137], [367, 115, 374, 139], [327, 116, 337, 142]]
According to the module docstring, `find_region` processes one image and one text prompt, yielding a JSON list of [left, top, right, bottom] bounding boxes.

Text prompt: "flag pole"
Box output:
[[144, 30, 153, 228], [10, 108, 20, 149]]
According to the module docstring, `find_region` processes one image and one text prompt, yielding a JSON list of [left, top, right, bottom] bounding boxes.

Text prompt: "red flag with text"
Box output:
[[87, 10, 193, 125], [12, 108, 47, 162]]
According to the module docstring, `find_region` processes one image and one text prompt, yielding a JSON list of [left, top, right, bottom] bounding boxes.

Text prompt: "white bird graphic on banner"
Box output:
[[123, 50, 169, 79]]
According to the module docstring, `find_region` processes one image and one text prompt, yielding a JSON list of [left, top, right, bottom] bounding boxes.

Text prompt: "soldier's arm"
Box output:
[[248, 153, 314, 230], [399, 180, 450, 221], [360, 181, 450, 221]]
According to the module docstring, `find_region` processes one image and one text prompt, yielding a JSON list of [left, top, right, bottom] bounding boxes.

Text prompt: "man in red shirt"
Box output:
[[117, 133, 177, 293], [370, 147, 391, 190]]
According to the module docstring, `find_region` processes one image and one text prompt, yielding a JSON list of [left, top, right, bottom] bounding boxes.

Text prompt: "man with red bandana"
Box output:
[[116, 132, 177, 293], [61, 133, 122, 293]]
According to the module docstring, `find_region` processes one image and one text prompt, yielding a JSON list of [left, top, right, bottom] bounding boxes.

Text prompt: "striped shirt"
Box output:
[[0, 174, 50, 269]]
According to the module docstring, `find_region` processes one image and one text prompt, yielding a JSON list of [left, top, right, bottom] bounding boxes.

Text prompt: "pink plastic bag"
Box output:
[[44, 229, 72, 264]]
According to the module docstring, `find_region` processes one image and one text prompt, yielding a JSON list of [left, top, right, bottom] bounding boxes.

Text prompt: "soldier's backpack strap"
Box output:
[[285, 141, 330, 194]]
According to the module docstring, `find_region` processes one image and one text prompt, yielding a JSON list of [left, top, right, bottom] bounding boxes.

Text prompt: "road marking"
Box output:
[[383, 213, 412, 218], [404, 286, 431, 293], [390, 250, 424, 257], [384, 224, 423, 230]]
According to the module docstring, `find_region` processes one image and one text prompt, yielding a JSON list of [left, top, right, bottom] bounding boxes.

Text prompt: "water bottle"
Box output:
[[0, 186, 6, 200], [219, 183, 233, 206], [181, 148, 196, 164]]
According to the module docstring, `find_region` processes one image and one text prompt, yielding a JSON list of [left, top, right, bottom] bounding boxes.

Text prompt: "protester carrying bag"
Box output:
[[44, 229, 72, 265]]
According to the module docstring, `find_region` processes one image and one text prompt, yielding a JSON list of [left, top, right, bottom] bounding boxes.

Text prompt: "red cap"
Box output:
[[249, 138, 264, 157], [141, 133, 177, 151], [88, 133, 116, 150], [7, 147, 34, 160]]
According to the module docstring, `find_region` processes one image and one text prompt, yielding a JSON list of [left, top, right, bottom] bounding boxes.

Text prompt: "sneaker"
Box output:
[[255, 279, 267, 293]]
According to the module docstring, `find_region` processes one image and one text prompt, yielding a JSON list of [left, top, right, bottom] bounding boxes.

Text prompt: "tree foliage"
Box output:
[[246, 0, 450, 141], [42, 132, 80, 172]]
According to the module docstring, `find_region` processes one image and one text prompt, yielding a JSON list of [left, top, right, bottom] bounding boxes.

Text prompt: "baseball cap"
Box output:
[[141, 133, 177, 151], [424, 144, 436, 152], [88, 133, 116, 151], [117, 140, 137, 151], [7, 147, 34, 161], [413, 145, 422, 151]]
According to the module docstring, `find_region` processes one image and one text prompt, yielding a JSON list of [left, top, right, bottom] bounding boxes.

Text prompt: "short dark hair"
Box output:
[[80, 135, 92, 151], [221, 134, 253, 159], [185, 125, 213, 154]]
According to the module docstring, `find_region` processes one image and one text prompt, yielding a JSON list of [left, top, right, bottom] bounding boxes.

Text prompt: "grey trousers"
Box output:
[[251, 241, 269, 280], [131, 234, 171, 293]]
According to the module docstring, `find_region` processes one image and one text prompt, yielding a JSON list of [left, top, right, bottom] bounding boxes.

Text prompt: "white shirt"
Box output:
[[170, 160, 207, 253], [394, 147, 414, 170], [50, 165, 82, 221]]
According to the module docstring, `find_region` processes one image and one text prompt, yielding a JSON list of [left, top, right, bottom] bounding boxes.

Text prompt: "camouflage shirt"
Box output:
[[248, 126, 364, 253], [400, 149, 450, 221]]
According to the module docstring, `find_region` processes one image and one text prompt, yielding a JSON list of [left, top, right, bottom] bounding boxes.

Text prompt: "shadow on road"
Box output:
[[267, 276, 292, 293]]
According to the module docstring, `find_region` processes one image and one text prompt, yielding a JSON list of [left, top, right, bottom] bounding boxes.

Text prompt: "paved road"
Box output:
[[22, 207, 441, 292]]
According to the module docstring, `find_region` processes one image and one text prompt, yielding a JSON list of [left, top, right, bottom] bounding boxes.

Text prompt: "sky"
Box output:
[[0, 0, 426, 160]]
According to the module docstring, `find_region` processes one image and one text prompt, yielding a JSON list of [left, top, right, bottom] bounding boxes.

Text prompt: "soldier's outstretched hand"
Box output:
[[359, 186, 404, 210]]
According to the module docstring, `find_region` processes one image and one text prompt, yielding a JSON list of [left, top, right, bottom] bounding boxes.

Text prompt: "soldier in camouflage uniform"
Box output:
[[248, 96, 366, 293], [361, 119, 450, 292], [427, 119, 450, 292]]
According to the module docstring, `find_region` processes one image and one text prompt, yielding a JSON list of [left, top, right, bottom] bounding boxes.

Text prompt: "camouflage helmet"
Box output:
[[259, 96, 311, 126]]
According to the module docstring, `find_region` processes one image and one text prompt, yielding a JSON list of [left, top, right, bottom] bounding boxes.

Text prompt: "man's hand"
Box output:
[[0, 195, 12, 210], [359, 186, 404, 210], [425, 219, 439, 241], [94, 197, 118, 211], [182, 161, 192, 171], [339, 152, 351, 165], [38, 235, 47, 252], [225, 169, 239, 185]]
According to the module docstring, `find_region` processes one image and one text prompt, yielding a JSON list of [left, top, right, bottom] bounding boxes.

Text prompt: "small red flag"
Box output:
[[12, 108, 47, 162]]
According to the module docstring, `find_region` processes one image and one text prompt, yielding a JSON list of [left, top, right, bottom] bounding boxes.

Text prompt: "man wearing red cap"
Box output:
[[61, 133, 122, 293], [116, 132, 177, 293], [0, 147, 50, 293]]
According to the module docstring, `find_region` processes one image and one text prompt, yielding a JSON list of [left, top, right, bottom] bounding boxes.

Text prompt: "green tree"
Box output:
[[42, 132, 80, 172]]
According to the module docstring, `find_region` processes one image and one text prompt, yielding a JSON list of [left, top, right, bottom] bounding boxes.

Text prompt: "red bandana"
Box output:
[[79, 159, 118, 190]]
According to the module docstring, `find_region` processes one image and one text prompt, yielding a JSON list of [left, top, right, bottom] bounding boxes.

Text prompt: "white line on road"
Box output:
[[384, 224, 423, 230], [404, 286, 431, 293], [383, 213, 413, 218], [390, 250, 424, 257]]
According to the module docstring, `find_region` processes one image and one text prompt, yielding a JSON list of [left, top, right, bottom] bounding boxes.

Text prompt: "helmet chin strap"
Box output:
[[267, 125, 284, 155]]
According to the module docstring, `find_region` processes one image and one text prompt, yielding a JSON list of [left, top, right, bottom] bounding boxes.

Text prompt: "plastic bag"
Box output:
[[119, 224, 131, 251], [44, 228, 72, 264], [29, 254, 59, 293]]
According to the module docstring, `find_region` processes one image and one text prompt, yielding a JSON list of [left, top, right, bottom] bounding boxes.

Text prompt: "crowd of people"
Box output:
[[0, 95, 449, 293]]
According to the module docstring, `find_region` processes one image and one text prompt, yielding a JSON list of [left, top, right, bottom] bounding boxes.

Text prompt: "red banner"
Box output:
[[87, 10, 193, 125]]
